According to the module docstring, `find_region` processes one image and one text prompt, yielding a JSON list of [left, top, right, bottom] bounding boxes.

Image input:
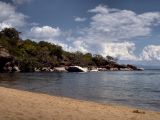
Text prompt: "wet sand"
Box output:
[[0, 87, 160, 120]]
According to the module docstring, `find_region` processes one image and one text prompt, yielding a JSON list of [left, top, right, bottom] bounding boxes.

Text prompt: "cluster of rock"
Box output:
[[34, 64, 143, 73], [0, 46, 20, 73], [98, 64, 143, 71], [34, 67, 67, 72], [0, 45, 143, 73]]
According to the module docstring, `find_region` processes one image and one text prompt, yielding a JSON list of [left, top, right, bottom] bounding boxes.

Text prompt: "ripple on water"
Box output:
[[0, 70, 160, 111]]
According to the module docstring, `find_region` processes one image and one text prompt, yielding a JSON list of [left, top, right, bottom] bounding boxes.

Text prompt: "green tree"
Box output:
[[1, 28, 20, 46], [19, 39, 38, 56], [106, 55, 118, 63], [82, 53, 95, 66], [92, 54, 107, 67]]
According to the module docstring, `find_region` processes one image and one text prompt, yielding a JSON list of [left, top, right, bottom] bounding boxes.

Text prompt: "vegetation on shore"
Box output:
[[0, 28, 138, 72]]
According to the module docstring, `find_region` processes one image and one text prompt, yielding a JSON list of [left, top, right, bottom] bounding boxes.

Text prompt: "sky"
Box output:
[[0, 0, 160, 65]]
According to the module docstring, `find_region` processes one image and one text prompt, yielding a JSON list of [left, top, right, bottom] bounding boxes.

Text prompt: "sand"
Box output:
[[0, 87, 160, 120]]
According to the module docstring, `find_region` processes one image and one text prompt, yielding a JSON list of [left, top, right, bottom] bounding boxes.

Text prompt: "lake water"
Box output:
[[0, 70, 160, 111]]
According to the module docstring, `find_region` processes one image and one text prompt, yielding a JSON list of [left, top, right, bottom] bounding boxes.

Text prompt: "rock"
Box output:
[[110, 68, 119, 71], [66, 66, 88, 72], [0, 45, 14, 72], [3, 66, 12, 72], [120, 68, 133, 71], [105, 63, 140, 71], [12, 66, 20, 72], [127, 64, 137, 70], [41, 67, 50, 72], [137, 68, 144, 71], [88, 66, 99, 72], [90, 68, 99, 72], [49, 68, 54, 72], [98, 68, 107, 71], [34, 68, 41, 72], [54, 67, 67, 72]]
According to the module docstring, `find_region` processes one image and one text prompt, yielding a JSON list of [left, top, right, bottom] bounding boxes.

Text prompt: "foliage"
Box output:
[[1, 28, 20, 46], [92, 54, 108, 67], [0, 28, 118, 72], [106, 55, 118, 63]]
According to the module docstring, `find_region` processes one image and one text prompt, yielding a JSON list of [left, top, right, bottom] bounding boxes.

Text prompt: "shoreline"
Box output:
[[1, 86, 158, 112], [0, 87, 160, 120]]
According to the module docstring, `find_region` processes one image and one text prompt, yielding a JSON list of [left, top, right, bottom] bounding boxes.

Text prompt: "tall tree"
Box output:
[[1, 28, 20, 46]]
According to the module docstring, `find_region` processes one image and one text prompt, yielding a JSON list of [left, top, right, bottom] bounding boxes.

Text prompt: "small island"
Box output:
[[0, 28, 142, 73]]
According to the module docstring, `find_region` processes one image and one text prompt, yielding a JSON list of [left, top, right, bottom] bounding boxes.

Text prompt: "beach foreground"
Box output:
[[0, 87, 160, 120]]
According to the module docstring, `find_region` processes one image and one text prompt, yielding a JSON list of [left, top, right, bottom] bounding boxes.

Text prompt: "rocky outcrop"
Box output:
[[0, 44, 142, 73], [0, 45, 20, 72], [66, 66, 88, 72], [54, 67, 67, 72], [101, 63, 142, 71]]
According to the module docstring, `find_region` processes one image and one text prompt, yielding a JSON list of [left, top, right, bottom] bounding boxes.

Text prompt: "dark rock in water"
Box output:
[[66, 66, 88, 72], [12, 65, 20, 72], [136, 68, 144, 71]]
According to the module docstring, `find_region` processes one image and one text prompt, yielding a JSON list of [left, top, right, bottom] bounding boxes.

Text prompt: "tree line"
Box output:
[[0, 28, 117, 72]]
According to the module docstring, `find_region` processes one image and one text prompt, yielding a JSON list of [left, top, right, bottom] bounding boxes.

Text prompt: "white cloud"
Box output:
[[87, 5, 160, 42], [0, 23, 12, 30], [26, 26, 61, 43], [75, 17, 86, 22], [102, 42, 137, 60], [30, 26, 61, 39], [0, 1, 26, 30], [26, 26, 89, 53], [140, 45, 160, 61], [69, 5, 160, 60], [66, 41, 88, 53]]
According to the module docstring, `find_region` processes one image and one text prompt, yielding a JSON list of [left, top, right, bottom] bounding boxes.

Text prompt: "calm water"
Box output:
[[0, 70, 160, 111]]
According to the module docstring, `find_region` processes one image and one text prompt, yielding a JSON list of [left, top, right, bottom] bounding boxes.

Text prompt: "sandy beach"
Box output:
[[0, 87, 160, 120]]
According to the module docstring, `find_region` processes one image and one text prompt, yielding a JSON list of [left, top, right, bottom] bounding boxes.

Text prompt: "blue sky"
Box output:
[[0, 0, 160, 65]]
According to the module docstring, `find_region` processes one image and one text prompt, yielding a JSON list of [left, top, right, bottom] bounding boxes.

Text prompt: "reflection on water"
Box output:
[[0, 70, 160, 111]]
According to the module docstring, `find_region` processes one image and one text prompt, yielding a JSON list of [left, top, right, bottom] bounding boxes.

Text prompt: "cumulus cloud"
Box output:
[[102, 42, 137, 60], [66, 40, 88, 53], [0, 1, 26, 30], [75, 17, 86, 22], [26, 26, 61, 42], [30, 26, 61, 38], [26, 26, 89, 53], [1, 1, 160, 62], [69, 5, 160, 60], [87, 5, 160, 42], [140, 45, 160, 61]]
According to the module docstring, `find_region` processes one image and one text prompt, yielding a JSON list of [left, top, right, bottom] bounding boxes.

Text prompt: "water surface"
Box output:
[[0, 70, 160, 111]]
